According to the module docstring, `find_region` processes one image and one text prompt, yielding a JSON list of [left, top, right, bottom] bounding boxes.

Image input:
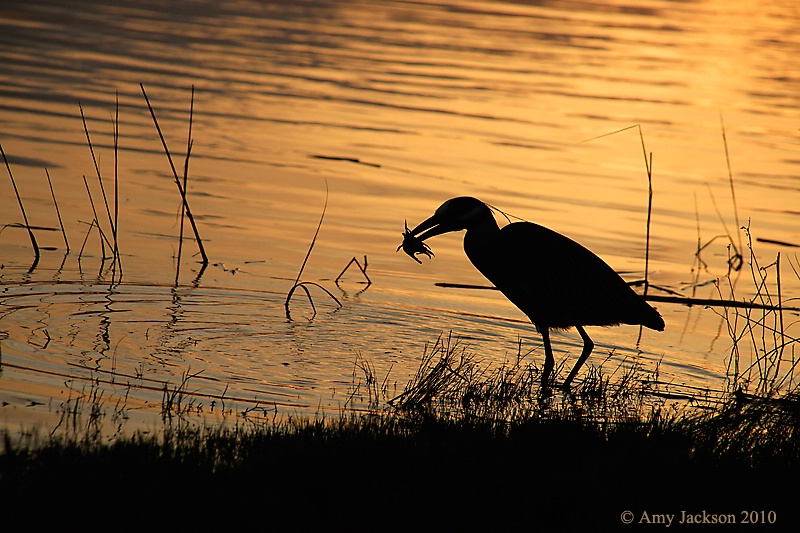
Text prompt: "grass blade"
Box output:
[[140, 83, 208, 268], [1, 144, 40, 268]]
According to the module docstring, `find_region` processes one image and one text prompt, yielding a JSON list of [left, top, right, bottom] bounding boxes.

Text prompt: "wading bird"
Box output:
[[399, 196, 664, 388]]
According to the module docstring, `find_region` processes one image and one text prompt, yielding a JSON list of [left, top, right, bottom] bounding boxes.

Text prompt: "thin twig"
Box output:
[[292, 181, 328, 288], [82, 175, 113, 256], [80, 103, 117, 242], [285, 281, 342, 319], [175, 86, 195, 286], [79, 103, 103, 190], [112, 91, 122, 281], [583, 125, 655, 294], [44, 168, 69, 252], [335, 255, 371, 286], [775, 252, 785, 383], [77, 220, 97, 263], [285, 181, 343, 318], [80, 102, 121, 273], [1, 144, 40, 264], [140, 83, 208, 267], [432, 282, 800, 312], [720, 113, 742, 255], [705, 184, 742, 271], [638, 126, 653, 296]]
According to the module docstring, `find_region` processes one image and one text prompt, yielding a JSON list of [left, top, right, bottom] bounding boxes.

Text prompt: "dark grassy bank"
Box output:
[[2, 375, 799, 530]]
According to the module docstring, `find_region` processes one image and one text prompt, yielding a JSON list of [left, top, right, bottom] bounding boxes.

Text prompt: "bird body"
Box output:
[[400, 196, 664, 387], [463, 214, 664, 331]]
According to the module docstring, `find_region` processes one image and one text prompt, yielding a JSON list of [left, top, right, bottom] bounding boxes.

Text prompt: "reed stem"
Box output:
[[1, 144, 40, 264]]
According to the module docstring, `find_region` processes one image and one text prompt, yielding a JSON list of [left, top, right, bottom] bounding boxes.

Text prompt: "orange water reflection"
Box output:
[[1, 0, 798, 432]]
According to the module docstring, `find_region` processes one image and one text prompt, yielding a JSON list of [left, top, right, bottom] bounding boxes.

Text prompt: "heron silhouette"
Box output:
[[399, 196, 665, 388]]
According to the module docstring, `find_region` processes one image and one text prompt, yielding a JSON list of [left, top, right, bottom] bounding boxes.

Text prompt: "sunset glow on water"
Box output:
[[1, 0, 798, 436]]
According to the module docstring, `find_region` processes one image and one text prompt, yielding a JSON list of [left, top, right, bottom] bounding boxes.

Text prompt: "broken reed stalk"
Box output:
[[720, 113, 743, 257], [80, 104, 117, 244], [638, 126, 654, 297], [582, 124, 656, 293], [432, 282, 800, 313], [112, 91, 122, 281], [691, 192, 711, 274], [175, 86, 195, 286], [44, 169, 69, 252], [695, 117, 744, 274], [82, 175, 114, 258], [139, 83, 208, 268], [77, 220, 98, 262], [335, 255, 371, 286], [776, 253, 786, 383], [284, 182, 342, 319], [79, 102, 122, 277], [291, 189, 328, 289], [1, 143, 40, 265], [705, 184, 743, 272]]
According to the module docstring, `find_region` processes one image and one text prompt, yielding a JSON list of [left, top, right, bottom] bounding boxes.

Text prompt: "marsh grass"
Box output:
[[161, 368, 206, 425], [2, 313, 800, 527], [716, 227, 800, 398], [1, 143, 41, 269], [2, 359, 798, 528]]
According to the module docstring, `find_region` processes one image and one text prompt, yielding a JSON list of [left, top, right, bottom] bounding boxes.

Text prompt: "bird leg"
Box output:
[[539, 326, 555, 388], [564, 325, 594, 388]]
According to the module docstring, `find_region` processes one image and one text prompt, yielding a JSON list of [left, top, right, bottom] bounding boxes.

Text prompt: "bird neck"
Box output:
[[463, 212, 501, 273], [467, 210, 500, 235]]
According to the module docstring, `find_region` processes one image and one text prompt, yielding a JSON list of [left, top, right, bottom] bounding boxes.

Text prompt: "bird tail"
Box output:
[[642, 304, 665, 331]]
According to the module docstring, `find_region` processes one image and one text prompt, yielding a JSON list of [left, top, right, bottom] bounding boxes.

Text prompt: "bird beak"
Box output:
[[409, 213, 451, 241]]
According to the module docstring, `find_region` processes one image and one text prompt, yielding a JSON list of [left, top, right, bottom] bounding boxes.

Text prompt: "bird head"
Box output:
[[409, 196, 492, 240], [397, 197, 493, 263]]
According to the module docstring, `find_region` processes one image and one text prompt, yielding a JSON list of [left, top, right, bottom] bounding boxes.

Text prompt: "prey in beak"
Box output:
[[397, 198, 475, 264], [397, 220, 435, 264]]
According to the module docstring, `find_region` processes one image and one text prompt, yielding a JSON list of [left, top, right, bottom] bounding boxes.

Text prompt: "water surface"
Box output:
[[1, 0, 799, 435]]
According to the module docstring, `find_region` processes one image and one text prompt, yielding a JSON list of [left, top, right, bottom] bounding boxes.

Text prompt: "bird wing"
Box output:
[[468, 222, 660, 329]]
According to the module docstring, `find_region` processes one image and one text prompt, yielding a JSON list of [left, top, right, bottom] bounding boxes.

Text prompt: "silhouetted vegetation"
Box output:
[[2, 328, 799, 528]]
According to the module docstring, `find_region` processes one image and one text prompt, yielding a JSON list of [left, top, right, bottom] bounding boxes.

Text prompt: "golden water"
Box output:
[[1, 0, 798, 434]]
